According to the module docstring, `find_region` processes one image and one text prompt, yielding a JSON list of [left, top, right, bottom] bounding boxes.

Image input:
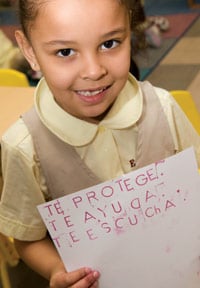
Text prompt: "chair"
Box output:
[[170, 90, 200, 135], [0, 233, 19, 288], [0, 69, 29, 87]]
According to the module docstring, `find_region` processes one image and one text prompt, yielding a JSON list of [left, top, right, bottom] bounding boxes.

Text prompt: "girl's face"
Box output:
[[18, 0, 131, 123]]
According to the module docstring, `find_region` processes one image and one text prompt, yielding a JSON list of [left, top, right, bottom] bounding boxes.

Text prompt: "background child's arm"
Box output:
[[14, 236, 100, 288]]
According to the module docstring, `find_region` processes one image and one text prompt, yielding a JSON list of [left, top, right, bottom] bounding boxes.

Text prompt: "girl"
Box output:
[[0, 0, 199, 287]]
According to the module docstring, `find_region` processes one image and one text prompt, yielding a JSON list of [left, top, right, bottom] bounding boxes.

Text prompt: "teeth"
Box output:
[[77, 88, 104, 97]]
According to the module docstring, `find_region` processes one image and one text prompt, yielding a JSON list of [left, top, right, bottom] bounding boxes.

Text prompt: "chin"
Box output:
[[91, 106, 112, 122]]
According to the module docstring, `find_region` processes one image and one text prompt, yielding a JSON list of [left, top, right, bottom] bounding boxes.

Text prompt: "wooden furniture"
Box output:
[[188, 0, 200, 8], [0, 86, 34, 137]]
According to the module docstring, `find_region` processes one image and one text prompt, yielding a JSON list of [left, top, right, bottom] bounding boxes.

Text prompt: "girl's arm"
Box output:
[[14, 236, 100, 288]]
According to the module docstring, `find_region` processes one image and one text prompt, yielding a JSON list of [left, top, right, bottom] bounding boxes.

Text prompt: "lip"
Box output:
[[75, 85, 111, 104]]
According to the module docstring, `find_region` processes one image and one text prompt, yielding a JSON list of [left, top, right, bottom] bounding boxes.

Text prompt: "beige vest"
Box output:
[[22, 81, 175, 199]]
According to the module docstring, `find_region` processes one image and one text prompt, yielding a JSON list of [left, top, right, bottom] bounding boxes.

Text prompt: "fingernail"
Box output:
[[93, 270, 100, 278]]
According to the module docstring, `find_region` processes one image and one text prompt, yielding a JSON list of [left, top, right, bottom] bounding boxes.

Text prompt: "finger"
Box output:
[[50, 268, 88, 288], [65, 267, 91, 285], [89, 280, 99, 288], [72, 269, 100, 288], [59, 268, 99, 288]]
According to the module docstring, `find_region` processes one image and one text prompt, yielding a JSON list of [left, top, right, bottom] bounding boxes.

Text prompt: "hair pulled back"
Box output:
[[17, 0, 47, 37]]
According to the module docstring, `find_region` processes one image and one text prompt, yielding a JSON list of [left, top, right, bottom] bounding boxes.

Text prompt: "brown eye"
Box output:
[[101, 40, 119, 50], [57, 48, 75, 57]]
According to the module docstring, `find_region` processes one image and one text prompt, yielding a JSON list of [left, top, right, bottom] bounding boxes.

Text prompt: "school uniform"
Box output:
[[0, 74, 199, 241]]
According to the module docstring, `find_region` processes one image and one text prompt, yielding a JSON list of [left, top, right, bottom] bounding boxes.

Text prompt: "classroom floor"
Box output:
[[146, 16, 200, 113]]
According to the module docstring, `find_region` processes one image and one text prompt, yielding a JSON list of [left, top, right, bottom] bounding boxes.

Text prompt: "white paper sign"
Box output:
[[38, 147, 200, 288]]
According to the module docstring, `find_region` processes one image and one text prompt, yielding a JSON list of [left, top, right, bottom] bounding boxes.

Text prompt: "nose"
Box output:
[[80, 53, 107, 80]]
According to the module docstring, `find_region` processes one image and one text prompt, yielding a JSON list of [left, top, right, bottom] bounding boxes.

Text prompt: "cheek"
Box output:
[[34, 55, 73, 88], [42, 68, 72, 91], [112, 47, 131, 77], [112, 56, 130, 79]]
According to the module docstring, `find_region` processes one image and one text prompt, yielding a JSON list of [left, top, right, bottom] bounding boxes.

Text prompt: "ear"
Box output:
[[15, 30, 41, 72]]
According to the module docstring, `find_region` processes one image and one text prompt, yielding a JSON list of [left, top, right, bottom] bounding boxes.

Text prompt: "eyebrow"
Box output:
[[101, 27, 127, 39], [43, 27, 127, 47], [43, 40, 76, 47]]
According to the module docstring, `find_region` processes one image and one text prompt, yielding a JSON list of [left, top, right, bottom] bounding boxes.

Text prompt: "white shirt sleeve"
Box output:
[[155, 87, 200, 167], [0, 118, 47, 240]]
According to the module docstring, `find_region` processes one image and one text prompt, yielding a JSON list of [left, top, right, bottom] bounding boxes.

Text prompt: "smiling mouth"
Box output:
[[76, 86, 109, 97]]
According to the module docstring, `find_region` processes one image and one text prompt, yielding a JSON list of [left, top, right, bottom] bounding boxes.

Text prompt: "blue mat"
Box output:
[[144, 0, 200, 16], [0, 8, 18, 25]]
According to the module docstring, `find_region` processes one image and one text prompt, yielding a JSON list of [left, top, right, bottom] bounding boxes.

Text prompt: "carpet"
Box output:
[[144, 15, 200, 113], [134, 12, 200, 80], [144, 0, 200, 15], [0, 6, 19, 43]]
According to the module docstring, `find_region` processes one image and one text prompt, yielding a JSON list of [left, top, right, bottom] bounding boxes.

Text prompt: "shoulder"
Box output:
[[139, 81, 195, 129], [153, 86, 175, 108], [139, 81, 177, 113], [141, 81, 179, 112], [1, 117, 35, 162], [152, 86, 188, 118], [141, 81, 172, 100]]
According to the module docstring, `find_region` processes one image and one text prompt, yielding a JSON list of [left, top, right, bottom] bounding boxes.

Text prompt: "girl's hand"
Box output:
[[50, 266, 100, 288]]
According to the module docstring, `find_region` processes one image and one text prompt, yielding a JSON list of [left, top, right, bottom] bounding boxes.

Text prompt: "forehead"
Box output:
[[35, 0, 128, 26], [29, 0, 129, 40]]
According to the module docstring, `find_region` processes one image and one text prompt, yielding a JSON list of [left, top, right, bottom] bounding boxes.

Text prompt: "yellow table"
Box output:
[[0, 86, 34, 137]]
